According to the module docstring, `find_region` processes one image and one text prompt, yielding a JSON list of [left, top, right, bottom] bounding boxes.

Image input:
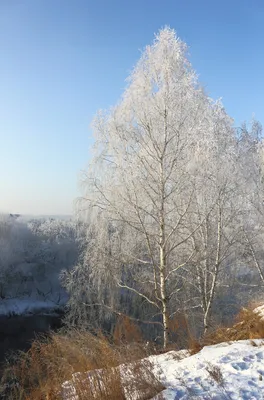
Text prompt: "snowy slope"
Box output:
[[63, 340, 264, 400], [150, 340, 264, 399]]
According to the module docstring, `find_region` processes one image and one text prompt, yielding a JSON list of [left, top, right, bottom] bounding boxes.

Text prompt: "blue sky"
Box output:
[[0, 0, 263, 215]]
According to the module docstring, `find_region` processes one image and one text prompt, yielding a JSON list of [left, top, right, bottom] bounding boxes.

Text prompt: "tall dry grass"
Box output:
[[188, 303, 264, 355], [0, 319, 164, 400]]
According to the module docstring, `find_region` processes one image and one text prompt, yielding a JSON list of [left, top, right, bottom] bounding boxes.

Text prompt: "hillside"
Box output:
[[62, 340, 264, 399]]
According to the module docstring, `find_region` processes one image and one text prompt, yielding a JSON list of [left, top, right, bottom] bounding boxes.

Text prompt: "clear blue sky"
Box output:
[[0, 0, 263, 215]]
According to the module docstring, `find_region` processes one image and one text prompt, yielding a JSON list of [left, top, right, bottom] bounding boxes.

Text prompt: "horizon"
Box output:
[[1, 0, 263, 215]]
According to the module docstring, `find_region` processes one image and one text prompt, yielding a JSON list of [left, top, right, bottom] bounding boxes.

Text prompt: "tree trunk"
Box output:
[[203, 205, 222, 334], [159, 141, 170, 349], [244, 232, 264, 284], [160, 245, 169, 348]]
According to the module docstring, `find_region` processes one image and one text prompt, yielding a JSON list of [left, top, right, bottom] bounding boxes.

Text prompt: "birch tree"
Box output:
[[185, 119, 264, 332], [237, 121, 264, 286], [165, 104, 246, 333], [69, 28, 236, 347]]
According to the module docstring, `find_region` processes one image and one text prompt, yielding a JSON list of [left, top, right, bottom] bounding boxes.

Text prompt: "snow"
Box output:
[[62, 340, 264, 400], [150, 340, 264, 399], [0, 295, 67, 316]]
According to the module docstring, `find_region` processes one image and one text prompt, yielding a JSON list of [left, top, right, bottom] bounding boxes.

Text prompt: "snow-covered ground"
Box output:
[[0, 264, 68, 316], [151, 340, 264, 399], [0, 295, 67, 316], [62, 340, 264, 400]]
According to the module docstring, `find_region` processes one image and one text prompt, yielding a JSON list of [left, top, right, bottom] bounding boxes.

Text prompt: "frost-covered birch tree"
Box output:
[[237, 121, 264, 286], [185, 119, 264, 332], [66, 28, 239, 347]]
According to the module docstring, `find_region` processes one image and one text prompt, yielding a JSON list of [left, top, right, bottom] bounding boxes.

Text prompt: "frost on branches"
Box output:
[[65, 28, 264, 347]]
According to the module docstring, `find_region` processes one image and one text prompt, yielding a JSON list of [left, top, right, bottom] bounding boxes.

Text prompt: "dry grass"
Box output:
[[203, 306, 264, 345], [113, 316, 143, 345], [205, 362, 224, 386], [188, 303, 264, 355], [61, 367, 124, 400], [61, 358, 164, 400], [0, 319, 164, 400], [188, 337, 203, 356], [1, 330, 120, 399]]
